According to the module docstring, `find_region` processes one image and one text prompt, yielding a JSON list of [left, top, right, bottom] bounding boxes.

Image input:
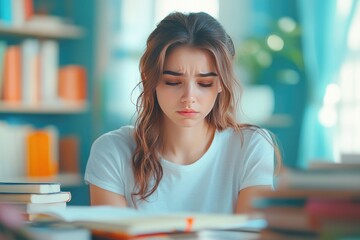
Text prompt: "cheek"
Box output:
[[156, 87, 175, 108], [199, 89, 220, 103]]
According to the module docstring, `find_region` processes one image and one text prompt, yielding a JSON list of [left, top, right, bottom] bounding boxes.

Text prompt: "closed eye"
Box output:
[[165, 81, 181, 86], [198, 83, 213, 87]]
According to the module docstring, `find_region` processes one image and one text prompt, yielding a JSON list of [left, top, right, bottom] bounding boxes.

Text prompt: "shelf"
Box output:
[[0, 173, 83, 188], [0, 101, 88, 114], [0, 24, 84, 39]]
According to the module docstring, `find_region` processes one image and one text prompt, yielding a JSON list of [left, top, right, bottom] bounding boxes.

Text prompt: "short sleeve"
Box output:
[[84, 133, 126, 195], [239, 129, 275, 190]]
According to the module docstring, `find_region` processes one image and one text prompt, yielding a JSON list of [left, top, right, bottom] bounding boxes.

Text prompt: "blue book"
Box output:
[[253, 197, 306, 209], [0, 0, 13, 25]]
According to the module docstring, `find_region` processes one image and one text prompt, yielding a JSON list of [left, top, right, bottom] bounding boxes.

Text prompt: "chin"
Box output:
[[175, 119, 204, 128]]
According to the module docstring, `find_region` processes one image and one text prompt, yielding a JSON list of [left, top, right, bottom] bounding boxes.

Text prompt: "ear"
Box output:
[[218, 86, 222, 93]]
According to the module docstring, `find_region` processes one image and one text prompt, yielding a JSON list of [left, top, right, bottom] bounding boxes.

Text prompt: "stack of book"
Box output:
[[252, 162, 360, 239], [0, 182, 71, 221]]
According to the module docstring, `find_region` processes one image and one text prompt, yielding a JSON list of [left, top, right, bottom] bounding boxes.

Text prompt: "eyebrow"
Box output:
[[163, 70, 218, 77]]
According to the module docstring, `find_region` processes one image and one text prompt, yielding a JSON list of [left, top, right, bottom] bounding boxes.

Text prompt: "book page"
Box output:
[[35, 206, 146, 222]]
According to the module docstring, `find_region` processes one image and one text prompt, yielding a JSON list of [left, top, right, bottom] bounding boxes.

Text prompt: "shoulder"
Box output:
[[218, 126, 272, 147], [91, 125, 136, 154]]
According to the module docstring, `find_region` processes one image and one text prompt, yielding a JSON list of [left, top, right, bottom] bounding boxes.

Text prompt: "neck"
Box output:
[[160, 121, 215, 165]]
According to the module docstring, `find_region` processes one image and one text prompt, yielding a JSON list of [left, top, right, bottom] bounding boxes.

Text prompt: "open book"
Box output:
[[32, 206, 249, 238]]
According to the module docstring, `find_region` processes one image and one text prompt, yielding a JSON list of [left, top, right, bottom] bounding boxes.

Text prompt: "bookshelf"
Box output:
[[0, 21, 87, 112], [0, 24, 83, 39], [0, 0, 94, 198], [0, 101, 88, 114]]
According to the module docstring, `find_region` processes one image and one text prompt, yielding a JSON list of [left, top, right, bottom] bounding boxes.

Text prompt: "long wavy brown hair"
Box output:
[[132, 12, 281, 205]]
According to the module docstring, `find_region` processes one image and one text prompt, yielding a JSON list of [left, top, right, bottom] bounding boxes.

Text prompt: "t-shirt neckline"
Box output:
[[161, 130, 220, 172]]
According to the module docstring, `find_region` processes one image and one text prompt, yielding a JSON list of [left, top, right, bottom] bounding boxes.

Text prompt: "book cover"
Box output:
[[276, 168, 360, 190], [251, 188, 360, 203], [0, 182, 61, 194], [262, 206, 360, 234], [27, 225, 90, 240], [253, 194, 360, 233], [32, 206, 249, 237], [0, 192, 71, 204]]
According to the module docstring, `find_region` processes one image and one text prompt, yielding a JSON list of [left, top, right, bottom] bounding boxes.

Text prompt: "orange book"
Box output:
[[26, 128, 58, 177], [58, 65, 87, 101], [2, 46, 22, 102], [23, 0, 34, 21]]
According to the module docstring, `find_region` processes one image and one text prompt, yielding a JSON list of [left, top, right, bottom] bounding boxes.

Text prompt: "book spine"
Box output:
[[2, 46, 22, 102], [0, 122, 7, 178], [59, 136, 79, 173], [306, 199, 360, 218], [26, 127, 59, 177], [58, 65, 87, 102], [22, 0, 34, 21], [0, 0, 13, 26], [9, 124, 30, 178], [11, 0, 25, 27], [0, 41, 7, 100], [40, 40, 59, 103], [21, 39, 40, 105]]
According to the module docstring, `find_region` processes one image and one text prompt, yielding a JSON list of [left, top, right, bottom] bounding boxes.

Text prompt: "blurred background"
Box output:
[[0, 0, 359, 205]]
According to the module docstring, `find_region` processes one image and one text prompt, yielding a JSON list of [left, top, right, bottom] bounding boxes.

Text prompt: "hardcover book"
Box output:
[[0, 182, 61, 194], [0, 191, 71, 204]]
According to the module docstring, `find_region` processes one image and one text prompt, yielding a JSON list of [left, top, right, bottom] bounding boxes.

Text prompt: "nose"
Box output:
[[181, 83, 196, 105], [181, 96, 195, 104]]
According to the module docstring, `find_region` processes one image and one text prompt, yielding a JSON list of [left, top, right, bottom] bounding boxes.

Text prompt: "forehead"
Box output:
[[163, 45, 216, 71]]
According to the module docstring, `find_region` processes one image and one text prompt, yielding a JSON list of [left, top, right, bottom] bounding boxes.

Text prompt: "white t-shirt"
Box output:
[[85, 125, 274, 214]]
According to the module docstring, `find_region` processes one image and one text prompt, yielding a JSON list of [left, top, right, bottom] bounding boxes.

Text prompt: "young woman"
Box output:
[[85, 11, 281, 214]]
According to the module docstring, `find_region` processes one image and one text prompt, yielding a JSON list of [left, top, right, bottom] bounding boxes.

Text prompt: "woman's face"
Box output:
[[156, 45, 222, 128]]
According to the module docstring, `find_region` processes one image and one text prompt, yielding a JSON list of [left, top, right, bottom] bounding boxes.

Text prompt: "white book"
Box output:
[[11, 201, 66, 214], [0, 122, 7, 178], [0, 122, 17, 178], [0, 191, 71, 203], [46, 126, 59, 172], [11, 124, 32, 178], [11, 0, 25, 26], [21, 38, 40, 105], [0, 123, 32, 179], [27, 226, 90, 240], [40, 40, 59, 103], [0, 182, 61, 194]]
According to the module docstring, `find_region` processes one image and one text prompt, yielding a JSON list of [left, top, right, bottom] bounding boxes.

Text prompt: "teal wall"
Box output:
[[249, 0, 306, 168]]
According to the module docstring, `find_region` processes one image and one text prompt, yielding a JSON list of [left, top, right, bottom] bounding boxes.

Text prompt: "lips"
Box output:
[[177, 109, 198, 116], [178, 109, 197, 113]]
